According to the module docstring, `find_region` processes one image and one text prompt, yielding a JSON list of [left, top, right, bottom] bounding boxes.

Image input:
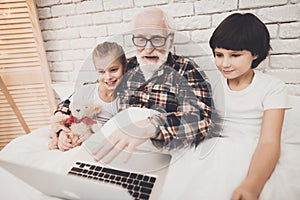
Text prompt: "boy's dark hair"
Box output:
[[209, 13, 271, 68], [92, 42, 127, 73]]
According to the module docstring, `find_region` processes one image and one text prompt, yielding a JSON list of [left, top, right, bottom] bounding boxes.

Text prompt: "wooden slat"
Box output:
[[0, 127, 26, 132], [0, 0, 26, 6], [0, 22, 31, 30], [0, 27, 33, 35], [0, 12, 29, 19], [0, 62, 39, 69], [0, 115, 51, 122], [0, 134, 24, 139], [0, 97, 47, 103], [0, 117, 50, 126], [0, 48, 37, 55], [0, 32, 34, 39], [0, 52, 38, 59], [0, 42, 35, 50], [0, 76, 30, 133], [0, 18, 31, 25], [0, 134, 23, 139], [0, 85, 47, 93], [4, 97, 48, 104], [0, 134, 25, 139], [0, 103, 49, 109], [0, 57, 39, 64], [0, 104, 50, 112], [0, 118, 50, 125], [3, 83, 46, 90], [0, 109, 50, 116], [0, 97, 47, 104], [0, 92, 46, 100], [0, 7, 28, 14], [0, 38, 35, 45], [0, 105, 50, 112]]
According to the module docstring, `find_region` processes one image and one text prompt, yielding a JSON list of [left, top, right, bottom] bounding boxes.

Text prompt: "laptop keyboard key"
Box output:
[[129, 173, 137, 179], [127, 185, 133, 190], [139, 193, 150, 200], [141, 187, 152, 194], [140, 181, 153, 189], [133, 192, 139, 198], [102, 167, 129, 177], [143, 176, 149, 182], [149, 177, 156, 183], [70, 167, 82, 173]]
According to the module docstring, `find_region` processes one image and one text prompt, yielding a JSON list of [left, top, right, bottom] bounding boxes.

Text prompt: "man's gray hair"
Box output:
[[132, 7, 176, 32]]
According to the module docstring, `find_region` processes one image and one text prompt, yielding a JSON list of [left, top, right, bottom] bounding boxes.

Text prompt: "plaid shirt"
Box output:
[[116, 53, 213, 150]]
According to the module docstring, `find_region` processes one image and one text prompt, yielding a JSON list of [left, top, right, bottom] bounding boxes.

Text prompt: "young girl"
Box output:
[[50, 42, 126, 151], [160, 13, 288, 200]]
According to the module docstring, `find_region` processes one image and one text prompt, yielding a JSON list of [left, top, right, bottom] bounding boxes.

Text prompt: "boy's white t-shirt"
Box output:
[[212, 71, 288, 138]]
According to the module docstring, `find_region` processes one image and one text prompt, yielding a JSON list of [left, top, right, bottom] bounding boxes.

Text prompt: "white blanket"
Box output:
[[0, 107, 161, 199], [0, 126, 83, 200]]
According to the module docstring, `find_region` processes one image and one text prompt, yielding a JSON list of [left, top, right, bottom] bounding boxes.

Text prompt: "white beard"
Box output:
[[137, 52, 168, 80]]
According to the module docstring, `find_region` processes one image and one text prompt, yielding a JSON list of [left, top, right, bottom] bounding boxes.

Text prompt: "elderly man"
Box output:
[[92, 7, 213, 163]]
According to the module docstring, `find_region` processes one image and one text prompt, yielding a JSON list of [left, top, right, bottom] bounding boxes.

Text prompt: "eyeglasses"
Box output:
[[132, 33, 171, 48]]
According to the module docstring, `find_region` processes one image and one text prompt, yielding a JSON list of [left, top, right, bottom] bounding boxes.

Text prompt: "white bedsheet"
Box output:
[[0, 126, 82, 200], [0, 107, 163, 200]]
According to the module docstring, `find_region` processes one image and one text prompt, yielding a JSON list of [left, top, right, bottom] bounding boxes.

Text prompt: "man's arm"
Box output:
[[150, 59, 213, 150]]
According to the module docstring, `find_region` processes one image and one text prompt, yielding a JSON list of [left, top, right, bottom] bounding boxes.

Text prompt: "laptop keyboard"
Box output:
[[68, 161, 157, 200]]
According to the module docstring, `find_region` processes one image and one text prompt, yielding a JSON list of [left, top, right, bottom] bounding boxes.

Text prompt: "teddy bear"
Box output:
[[48, 100, 102, 150]]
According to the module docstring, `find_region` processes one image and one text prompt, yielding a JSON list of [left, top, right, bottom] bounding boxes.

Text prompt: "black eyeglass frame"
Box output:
[[132, 33, 172, 48]]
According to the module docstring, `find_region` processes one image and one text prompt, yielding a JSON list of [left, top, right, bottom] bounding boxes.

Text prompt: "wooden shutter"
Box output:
[[0, 0, 55, 150]]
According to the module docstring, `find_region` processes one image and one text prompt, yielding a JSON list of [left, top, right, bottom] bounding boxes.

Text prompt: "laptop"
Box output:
[[0, 108, 172, 200]]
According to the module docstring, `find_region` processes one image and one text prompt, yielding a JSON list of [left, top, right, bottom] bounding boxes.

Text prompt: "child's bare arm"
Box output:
[[231, 109, 285, 199]]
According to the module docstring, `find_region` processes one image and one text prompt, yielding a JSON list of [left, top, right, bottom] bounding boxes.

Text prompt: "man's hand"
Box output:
[[91, 114, 157, 163], [92, 127, 149, 164]]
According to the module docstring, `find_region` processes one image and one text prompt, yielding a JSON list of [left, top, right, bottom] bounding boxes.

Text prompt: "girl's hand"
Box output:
[[57, 125, 74, 151], [73, 131, 93, 147]]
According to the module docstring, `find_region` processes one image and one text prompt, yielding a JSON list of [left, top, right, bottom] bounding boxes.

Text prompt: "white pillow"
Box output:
[[281, 95, 300, 144]]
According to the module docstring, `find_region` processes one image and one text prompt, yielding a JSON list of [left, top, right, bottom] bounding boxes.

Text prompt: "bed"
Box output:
[[0, 94, 299, 199]]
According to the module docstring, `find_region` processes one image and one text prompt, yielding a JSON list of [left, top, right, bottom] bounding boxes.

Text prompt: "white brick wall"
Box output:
[[195, 0, 237, 14], [36, 0, 300, 91], [103, 0, 133, 10], [51, 4, 76, 17], [76, 1, 103, 14], [279, 22, 300, 38], [239, 0, 288, 9]]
